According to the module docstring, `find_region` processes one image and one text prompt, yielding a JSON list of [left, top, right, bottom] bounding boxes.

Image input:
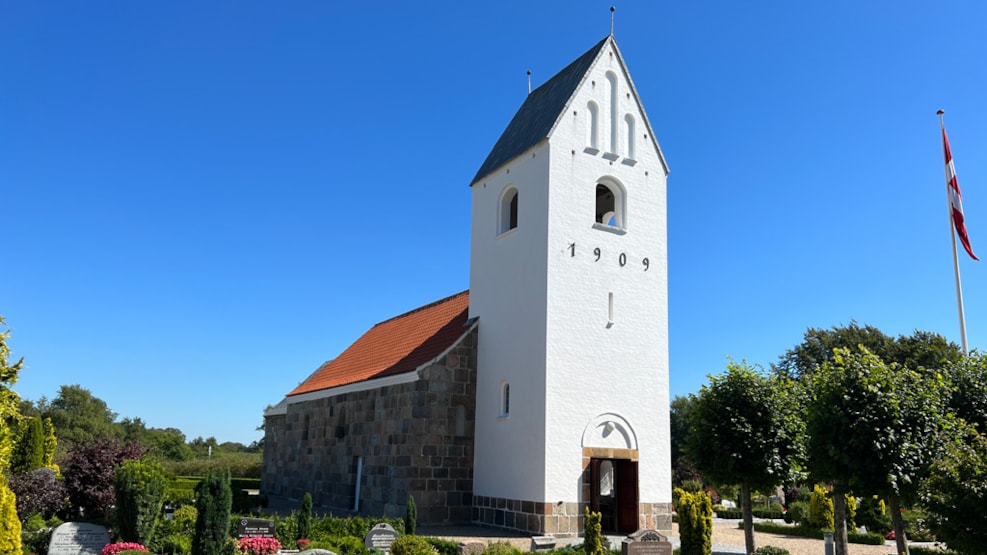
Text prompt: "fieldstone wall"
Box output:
[[262, 328, 477, 523]]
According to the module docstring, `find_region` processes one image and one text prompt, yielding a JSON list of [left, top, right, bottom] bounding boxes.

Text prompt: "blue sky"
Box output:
[[3, 2, 985, 445]]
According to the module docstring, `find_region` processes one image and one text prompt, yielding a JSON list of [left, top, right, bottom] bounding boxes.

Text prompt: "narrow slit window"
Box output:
[[607, 72, 618, 153], [500, 382, 510, 417], [608, 292, 614, 324]]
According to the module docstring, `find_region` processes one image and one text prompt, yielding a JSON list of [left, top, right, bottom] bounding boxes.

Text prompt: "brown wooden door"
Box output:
[[615, 459, 639, 534]]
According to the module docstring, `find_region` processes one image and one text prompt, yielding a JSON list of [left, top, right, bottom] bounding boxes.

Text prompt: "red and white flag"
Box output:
[[942, 124, 978, 261]]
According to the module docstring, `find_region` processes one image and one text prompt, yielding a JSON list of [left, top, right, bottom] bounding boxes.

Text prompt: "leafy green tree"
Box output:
[[944, 351, 987, 431], [0, 315, 24, 552], [120, 418, 194, 461], [687, 360, 805, 554], [192, 467, 232, 555], [115, 459, 169, 546], [921, 424, 987, 554], [670, 394, 697, 474], [775, 323, 961, 379], [44, 384, 119, 449], [806, 347, 951, 555]]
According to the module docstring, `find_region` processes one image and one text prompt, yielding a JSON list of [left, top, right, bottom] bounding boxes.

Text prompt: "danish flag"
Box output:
[[942, 124, 978, 261]]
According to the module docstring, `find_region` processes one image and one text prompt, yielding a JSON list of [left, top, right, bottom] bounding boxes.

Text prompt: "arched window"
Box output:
[[594, 179, 626, 229], [500, 382, 510, 417], [587, 101, 600, 149], [624, 114, 636, 160], [606, 72, 618, 153], [498, 186, 518, 235]]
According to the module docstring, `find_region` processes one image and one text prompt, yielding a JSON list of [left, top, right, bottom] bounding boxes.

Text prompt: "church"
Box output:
[[262, 33, 672, 538]]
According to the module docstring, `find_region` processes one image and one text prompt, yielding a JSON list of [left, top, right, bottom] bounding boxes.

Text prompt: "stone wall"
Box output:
[[262, 328, 477, 523]]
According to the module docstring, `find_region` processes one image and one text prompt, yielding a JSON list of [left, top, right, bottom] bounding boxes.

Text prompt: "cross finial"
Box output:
[[610, 6, 615, 36]]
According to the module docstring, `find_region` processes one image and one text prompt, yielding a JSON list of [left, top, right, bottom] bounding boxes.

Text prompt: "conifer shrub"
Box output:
[[675, 487, 712, 555], [0, 478, 22, 554], [191, 467, 232, 555], [12, 415, 44, 473], [297, 492, 312, 541], [583, 507, 604, 555], [807, 485, 833, 530], [115, 459, 169, 545], [405, 494, 417, 535]]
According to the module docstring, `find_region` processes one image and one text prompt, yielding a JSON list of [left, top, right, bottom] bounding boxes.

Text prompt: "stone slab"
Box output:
[[48, 522, 111, 555]]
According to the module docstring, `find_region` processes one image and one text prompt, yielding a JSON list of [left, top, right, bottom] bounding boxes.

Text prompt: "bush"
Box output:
[[426, 537, 458, 555], [483, 542, 522, 555], [297, 492, 312, 541], [751, 547, 790, 555], [191, 468, 232, 555], [20, 513, 59, 555], [807, 485, 833, 530], [0, 478, 22, 554], [406, 494, 417, 536], [64, 438, 145, 519], [8, 467, 67, 520], [783, 501, 808, 526], [391, 534, 438, 555], [102, 542, 150, 555], [583, 507, 604, 555], [155, 534, 192, 555], [675, 488, 712, 555], [238, 536, 282, 555], [115, 459, 169, 545], [751, 522, 885, 544], [854, 496, 890, 534]]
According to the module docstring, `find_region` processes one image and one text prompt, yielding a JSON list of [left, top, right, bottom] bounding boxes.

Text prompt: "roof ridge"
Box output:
[[373, 289, 469, 327]]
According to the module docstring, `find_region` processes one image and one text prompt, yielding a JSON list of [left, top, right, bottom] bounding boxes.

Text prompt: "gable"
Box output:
[[287, 290, 471, 396], [471, 35, 668, 186]]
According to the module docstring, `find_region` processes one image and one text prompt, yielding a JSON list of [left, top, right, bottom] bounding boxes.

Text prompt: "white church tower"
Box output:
[[468, 35, 672, 536]]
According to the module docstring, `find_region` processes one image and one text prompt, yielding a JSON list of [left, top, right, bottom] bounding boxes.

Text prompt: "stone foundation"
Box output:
[[471, 496, 672, 537]]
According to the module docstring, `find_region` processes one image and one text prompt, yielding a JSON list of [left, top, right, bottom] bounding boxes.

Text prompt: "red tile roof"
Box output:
[[288, 291, 471, 396]]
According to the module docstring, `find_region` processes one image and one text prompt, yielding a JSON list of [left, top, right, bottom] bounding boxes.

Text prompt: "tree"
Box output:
[[775, 323, 962, 379], [806, 347, 951, 555], [921, 423, 987, 554], [115, 459, 169, 546], [11, 415, 44, 473], [669, 394, 697, 473], [675, 488, 712, 555], [0, 315, 25, 552], [63, 437, 145, 518], [192, 467, 232, 555], [44, 384, 119, 449], [944, 351, 987, 431], [120, 418, 194, 461], [687, 360, 804, 554]]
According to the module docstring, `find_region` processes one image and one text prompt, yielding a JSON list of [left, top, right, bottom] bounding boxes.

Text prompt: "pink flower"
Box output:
[[239, 536, 283, 555], [102, 543, 149, 555]]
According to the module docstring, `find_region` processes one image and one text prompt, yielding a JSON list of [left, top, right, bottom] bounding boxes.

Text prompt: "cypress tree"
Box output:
[[12, 415, 44, 473], [297, 492, 312, 541], [583, 507, 603, 555], [405, 494, 417, 536], [115, 459, 168, 545], [192, 467, 232, 555]]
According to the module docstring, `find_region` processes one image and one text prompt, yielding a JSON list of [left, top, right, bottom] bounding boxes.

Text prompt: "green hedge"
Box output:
[[714, 509, 784, 520], [751, 522, 885, 545]]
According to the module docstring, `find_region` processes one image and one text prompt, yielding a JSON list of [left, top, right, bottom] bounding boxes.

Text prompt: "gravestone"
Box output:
[[237, 517, 276, 538], [530, 536, 557, 552], [364, 522, 400, 553], [621, 529, 672, 555], [47, 522, 111, 555]]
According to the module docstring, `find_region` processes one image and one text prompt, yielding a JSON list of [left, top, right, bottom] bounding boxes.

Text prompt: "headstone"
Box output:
[[237, 517, 276, 538], [530, 536, 557, 552], [47, 522, 111, 555], [364, 522, 400, 553], [458, 541, 486, 555], [621, 529, 672, 555]]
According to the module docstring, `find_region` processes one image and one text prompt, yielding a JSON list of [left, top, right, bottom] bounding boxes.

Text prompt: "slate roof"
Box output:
[[471, 36, 610, 185], [287, 291, 471, 396]]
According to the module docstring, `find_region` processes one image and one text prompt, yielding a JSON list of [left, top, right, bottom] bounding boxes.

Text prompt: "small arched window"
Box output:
[[624, 114, 636, 160], [500, 382, 510, 417], [498, 186, 518, 235], [594, 179, 626, 229], [587, 101, 600, 150]]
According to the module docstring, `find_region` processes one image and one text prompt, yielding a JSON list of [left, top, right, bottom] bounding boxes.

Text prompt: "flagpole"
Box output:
[[938, 109, 970, 355]]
